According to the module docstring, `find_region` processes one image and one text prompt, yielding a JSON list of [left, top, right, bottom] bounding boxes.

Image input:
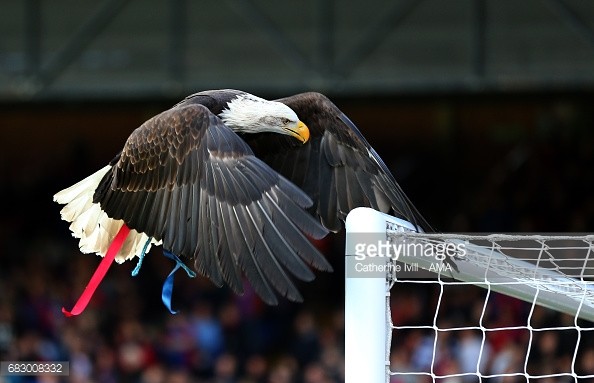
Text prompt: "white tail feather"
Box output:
[[54, 166, 161, 263], [54, 165, 109, 204]]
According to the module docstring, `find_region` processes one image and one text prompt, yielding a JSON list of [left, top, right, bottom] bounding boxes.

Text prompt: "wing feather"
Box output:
[[256, 199, 315, 281], [213, 199, 243, 294], [316, 156, 340, 231], [195, 187, 224, 286], [232, 205, 278, 305], [244, 203, 303, 302], [263, 192, 332, 272]]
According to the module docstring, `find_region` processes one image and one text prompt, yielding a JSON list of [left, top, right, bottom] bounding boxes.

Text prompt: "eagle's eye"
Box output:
[[281, 118, 291, 125]]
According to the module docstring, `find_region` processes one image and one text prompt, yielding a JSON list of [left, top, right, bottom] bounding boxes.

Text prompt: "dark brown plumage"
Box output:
[[250, 92, 429, 232]]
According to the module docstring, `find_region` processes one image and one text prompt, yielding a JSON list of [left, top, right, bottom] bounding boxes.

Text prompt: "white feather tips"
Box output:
[[53, 165, 110, 205], [54, 166, 160, 263]]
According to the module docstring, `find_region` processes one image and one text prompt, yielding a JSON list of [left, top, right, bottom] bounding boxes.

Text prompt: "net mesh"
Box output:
[[385, 232, 594, 383]]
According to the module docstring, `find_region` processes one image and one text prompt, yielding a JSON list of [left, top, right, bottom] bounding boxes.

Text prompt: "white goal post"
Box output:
[[345, 208, 419, 383], [344, 207, 594, 383]]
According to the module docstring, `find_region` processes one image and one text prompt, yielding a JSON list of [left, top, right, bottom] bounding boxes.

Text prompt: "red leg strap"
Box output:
[[62, 224, 131, 317]]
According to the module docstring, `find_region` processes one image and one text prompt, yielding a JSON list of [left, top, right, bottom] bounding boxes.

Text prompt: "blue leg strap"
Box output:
[[131, 238, 152, 277], [162, 250, 196, 314]]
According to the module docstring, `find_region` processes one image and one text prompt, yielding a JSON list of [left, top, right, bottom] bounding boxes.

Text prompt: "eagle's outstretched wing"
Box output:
[[93, 103, 331, 305], [245, 92, 430, 232]]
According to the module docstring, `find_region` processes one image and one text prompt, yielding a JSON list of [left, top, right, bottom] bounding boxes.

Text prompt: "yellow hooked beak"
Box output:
[[285, 120, 310, 144]]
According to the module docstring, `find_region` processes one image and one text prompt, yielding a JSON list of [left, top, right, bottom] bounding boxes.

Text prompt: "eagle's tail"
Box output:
[[54, 165, 159, 263]]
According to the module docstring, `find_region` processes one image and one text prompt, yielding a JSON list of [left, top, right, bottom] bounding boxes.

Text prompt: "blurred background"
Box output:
[[2, 0, 594, 382]]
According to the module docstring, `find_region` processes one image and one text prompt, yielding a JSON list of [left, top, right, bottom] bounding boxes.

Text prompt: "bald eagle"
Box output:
[[54, 89, 428, 312]]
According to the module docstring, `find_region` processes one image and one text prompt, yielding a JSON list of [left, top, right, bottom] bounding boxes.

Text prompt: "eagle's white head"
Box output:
[[219, 93, 310, 143]]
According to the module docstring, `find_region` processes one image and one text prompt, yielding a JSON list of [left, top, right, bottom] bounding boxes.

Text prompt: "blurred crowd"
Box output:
[[0, 239, 345, 383], [1, 96, 594, 382]]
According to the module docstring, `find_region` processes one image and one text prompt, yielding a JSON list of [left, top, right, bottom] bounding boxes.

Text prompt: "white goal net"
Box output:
[[345, 207, 594, 383]]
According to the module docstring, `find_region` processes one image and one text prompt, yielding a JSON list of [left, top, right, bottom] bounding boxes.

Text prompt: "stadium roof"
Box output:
[[3, 0, 594, 100]]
